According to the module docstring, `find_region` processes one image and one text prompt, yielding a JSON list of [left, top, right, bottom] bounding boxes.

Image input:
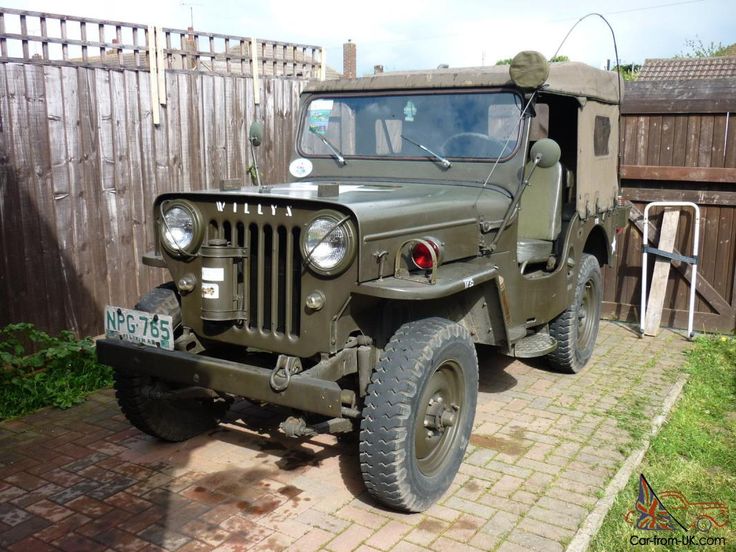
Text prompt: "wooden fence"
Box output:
[[0, 7, 323, 76], [0, 8, 316, 337], [603, 78, 736, 333]]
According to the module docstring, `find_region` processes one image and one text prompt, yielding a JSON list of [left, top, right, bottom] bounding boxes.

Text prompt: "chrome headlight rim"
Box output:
[[301, 211, 356, 276], [158, 199, 204, 257]]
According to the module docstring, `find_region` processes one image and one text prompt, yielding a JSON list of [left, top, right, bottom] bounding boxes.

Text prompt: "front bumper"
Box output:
[[97, 339, 342, 417]]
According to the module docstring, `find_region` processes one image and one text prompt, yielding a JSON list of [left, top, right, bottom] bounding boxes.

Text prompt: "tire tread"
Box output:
[[547, 254, 602, 373], [359, 317, 478, 512]]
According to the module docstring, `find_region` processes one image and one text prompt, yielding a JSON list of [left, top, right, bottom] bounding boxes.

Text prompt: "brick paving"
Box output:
[[0, 322, 690, 551]]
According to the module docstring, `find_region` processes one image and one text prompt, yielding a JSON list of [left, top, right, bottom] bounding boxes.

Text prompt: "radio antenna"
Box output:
[[553, 12, 623, 181], [553, 12, 623, 107]]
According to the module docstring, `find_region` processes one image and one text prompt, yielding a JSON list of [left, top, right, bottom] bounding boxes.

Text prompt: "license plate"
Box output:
[[105, 306, 174, 350]]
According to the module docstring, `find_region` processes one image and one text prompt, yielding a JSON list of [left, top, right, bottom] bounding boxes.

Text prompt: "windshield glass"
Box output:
[[299, 91, 523, 161]]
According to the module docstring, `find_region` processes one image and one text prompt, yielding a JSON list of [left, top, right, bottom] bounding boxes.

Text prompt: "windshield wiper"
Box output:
[[401, 135, 452, 169], [309, 129, 346, 166]]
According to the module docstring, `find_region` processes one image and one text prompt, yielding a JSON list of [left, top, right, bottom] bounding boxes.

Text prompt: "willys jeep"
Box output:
[[98, 51, 629, 512]]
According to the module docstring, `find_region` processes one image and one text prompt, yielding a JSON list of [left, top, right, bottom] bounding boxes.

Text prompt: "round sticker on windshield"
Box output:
[[289, 158, 313, 178]]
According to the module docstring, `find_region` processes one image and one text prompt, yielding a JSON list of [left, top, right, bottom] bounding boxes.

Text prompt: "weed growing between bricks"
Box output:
[[590, 335, 736, 551], [606, 351, 684, 457], [0, 323, 113, 420]]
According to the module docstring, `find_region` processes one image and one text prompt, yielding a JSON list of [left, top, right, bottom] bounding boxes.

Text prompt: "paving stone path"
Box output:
[[0, 322, 691, 551]]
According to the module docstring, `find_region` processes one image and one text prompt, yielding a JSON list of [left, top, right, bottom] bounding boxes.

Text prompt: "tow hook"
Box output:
[[269, 355, 303, 392]]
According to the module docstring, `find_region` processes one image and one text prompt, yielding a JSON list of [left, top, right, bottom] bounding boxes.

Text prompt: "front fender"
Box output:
[[353, 259, 497, 300]]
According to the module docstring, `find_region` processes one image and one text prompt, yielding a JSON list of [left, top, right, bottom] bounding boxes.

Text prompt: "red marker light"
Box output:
[[411, 240, 441, 269]]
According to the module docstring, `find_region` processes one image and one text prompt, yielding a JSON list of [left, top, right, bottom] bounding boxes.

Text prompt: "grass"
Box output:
[[591, 335, 736, 551], [0, 323, 113, 421]]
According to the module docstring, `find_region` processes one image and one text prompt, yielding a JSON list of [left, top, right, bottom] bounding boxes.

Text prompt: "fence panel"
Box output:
[[603, 102, 736, 333], [0, 7, 314, 336]]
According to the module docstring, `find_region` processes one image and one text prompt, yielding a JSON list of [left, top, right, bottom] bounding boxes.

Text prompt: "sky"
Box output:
[[3, 0, 735, 75]]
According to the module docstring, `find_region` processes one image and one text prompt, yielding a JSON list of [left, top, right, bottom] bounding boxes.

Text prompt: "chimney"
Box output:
[[373, 64, 384, 74], [184, 26, 197, 69], [107, 37, 119, 55], [343, 40, 356, 79]]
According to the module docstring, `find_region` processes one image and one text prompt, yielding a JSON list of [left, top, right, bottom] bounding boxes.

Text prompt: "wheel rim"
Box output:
[[576, 278, 597, 350], [414, 359, 464, 476]]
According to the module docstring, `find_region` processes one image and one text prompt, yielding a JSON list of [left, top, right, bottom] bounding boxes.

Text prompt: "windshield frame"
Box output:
[[295, 88, 526, 164]]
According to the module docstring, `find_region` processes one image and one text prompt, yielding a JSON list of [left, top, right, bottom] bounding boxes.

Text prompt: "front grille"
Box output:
[[207, 219, 301, 337]]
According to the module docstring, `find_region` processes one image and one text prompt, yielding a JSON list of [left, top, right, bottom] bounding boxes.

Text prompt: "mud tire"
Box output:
[[547, 253, 602, 373], [359, 318, 478, 512]]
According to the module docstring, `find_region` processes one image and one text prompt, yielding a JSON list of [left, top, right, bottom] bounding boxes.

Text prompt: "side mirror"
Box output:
[[249, 121, 263, 147], [530, 138, 561, 168]]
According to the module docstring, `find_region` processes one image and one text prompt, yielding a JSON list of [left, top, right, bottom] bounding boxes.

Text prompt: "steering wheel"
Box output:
[[441, 132, 504, 157]]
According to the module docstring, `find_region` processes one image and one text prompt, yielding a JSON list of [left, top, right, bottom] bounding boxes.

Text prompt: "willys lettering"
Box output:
[[215, 201, 293, 217]]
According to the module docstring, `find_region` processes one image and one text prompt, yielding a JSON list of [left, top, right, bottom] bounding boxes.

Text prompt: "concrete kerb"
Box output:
[[565, 374, 689, 552]]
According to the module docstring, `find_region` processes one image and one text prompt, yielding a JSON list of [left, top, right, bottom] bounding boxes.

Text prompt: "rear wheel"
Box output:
[[547, 254, 602, 373], [359, 318, 478, 512], [113, 284, 228, 442]]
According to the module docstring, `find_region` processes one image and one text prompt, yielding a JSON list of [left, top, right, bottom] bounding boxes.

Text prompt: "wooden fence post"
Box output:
[[644, 208, 680, 336]]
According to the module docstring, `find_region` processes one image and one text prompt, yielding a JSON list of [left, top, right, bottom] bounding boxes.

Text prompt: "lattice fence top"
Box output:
[[0, 6, 324, 78]]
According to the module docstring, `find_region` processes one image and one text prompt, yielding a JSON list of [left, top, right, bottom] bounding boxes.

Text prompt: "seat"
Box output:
[[517, 238, 554, 265], [517, 159, 564, 267]]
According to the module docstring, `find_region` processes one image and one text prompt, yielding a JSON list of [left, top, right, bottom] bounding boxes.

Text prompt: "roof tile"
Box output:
[[638, 56, 736, 81]]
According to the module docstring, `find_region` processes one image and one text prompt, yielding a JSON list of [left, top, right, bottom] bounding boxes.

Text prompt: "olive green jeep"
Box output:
[[98, 51, 630, 512]]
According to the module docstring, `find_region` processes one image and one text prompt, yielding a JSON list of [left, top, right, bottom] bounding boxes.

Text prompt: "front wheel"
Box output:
[[359, 318, 478, 512], [547, 253, 602, 373]]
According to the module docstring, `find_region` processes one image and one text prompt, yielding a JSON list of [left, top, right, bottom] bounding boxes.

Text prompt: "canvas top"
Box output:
[[305, 61, 623, 104]]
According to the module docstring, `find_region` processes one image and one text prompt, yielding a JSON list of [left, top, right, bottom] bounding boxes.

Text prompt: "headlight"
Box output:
[[164, 207, 194, 249], [302, 214, 355, 275], [159, 201, 202, 256]]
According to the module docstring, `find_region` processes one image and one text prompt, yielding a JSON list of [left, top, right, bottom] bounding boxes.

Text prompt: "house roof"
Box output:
[[638, 56, 736, 81], [324, 66, 342, 80]]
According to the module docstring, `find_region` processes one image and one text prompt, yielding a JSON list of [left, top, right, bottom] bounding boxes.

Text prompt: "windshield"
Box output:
[[299, 91, 523, 161]]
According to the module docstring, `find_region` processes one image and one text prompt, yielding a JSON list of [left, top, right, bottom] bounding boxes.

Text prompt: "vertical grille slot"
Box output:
[[270, 227, 280, 333], [236, 222, 245, 247], [248, 223, 260, 330], [291, 227, 301, 336], [276, 226, 287, 334], [262, 225, 273, 332]]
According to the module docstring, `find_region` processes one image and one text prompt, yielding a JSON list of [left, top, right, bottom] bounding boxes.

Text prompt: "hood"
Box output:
[[261, 180, 510, 281], [261, 181, 510, 239]]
